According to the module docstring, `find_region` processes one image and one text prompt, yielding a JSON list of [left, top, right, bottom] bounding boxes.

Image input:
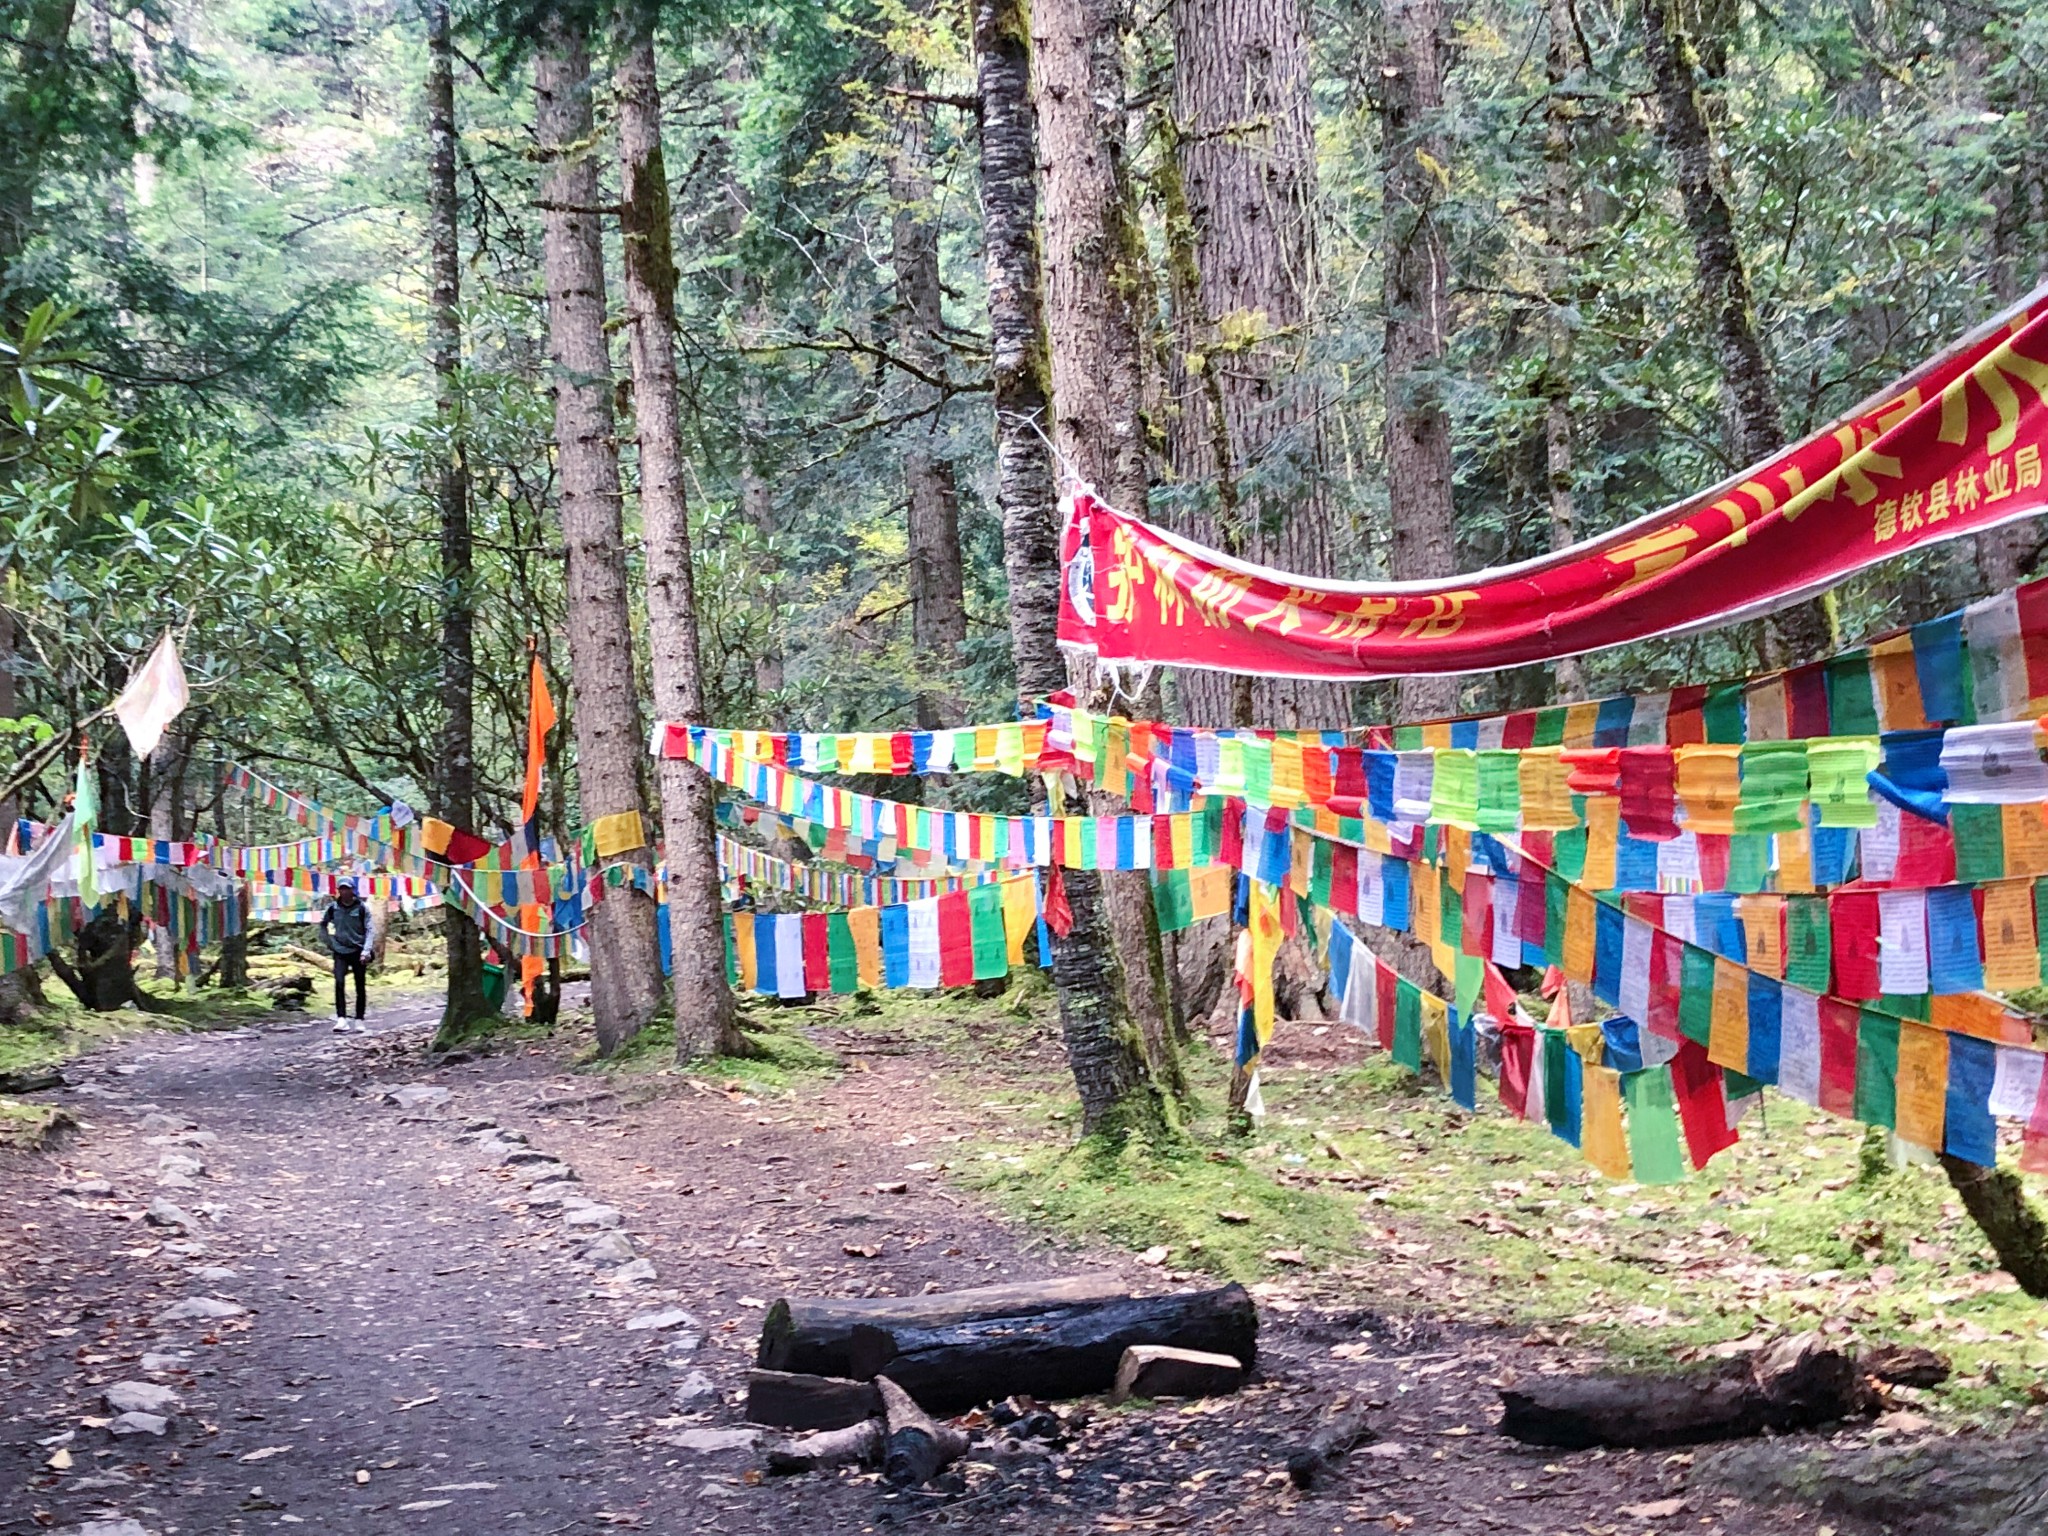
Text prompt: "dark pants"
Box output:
[[333, 951, 367, 1019]]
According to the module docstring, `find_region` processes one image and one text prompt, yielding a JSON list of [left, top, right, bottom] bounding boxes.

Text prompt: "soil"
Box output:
[[0, 992, 1922, 1535]]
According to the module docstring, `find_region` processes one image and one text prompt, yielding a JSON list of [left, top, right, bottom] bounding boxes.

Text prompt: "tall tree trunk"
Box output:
[[426, 0, 494, 1041], [1022, 0, 1175, 1139], [1163, 0, 1348, 731], [1542, 0, 1585, 703], [975, 0, 1062, 714], [890, 74, 970, 729], [1642, 0, 1833, 666], [535, 14, 665, 1053], [614, 5, 745, 1062], [1380, 0, 1461, 723]]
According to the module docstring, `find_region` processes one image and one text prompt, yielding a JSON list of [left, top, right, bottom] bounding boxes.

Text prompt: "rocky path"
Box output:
[[2, 996, 1868, 1535]]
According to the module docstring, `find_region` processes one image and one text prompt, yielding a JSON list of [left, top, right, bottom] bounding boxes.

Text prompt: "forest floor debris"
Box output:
[[0, 985, 2034, 1532]]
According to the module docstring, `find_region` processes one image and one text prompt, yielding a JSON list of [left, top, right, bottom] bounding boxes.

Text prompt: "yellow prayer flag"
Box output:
[[2003, 803, 2048, 878], [1420, 991, 1451, 1085], [1582, 1064, 1632, 1179], [1707, 956, 1750, 1072], [1563, 887, 1598, 983], [1269, 737, 1305, 809], [1582, 795, 1620, 891], [1518, 748, 1577, 830], [1871, 635, 1931, 731], [1737, 894, 1785, 978], [849, 904, 881, 986], [1981, 879, 2040, 991], [1895, 1023, 1949, 1152], [734, 911, 758, 991], [1563, 700, 1602, 748], [1675, 744, 1741, 835], [1777, 824, 1814, 892]]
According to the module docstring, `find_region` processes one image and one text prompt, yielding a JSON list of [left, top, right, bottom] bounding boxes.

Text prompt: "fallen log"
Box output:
[[746, 1369, 883, 1431], [1499, 1334, 1876, 1450], [877, 1376, 969, 1487], [756, 1274, 1127, 1377], [848, 1283, 1259, 1415], [764, 1418, 884, 1477], [1287, 1395, 1377, 1490]]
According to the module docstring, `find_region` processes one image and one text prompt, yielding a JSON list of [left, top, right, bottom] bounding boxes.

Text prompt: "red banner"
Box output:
[[1059, 285, 2048, 679]]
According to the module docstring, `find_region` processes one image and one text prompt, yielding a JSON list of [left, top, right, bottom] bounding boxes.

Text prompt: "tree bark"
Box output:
[[1014, 0, 1174, 1139], [613, 6, 745, 1062], [974, 0, 1063, 714], [1939, 1153, 2048, 1299], [1380, 0, 1461, 723], [1163, 0, 1348, 731], [1541, 0, 1585, 704], [425, 0, 494, 1042], [535, 13, 665, 1053], [1641, 0, 1833, 666], [889, 64, 969, 729]]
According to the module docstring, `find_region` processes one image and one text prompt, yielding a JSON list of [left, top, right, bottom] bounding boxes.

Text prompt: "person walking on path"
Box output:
[[322, 880, 372, 1029]]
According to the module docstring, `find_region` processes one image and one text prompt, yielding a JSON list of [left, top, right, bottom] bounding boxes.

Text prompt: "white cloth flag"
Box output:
[[115, 631, 191, 759], [1878, 889, 1931, 995], [1991, 1046, 2046, 1120], [776, 914, 808, 999], [907, 897, 942, 988], [1940, 722, 2048, 804], [1777, 987, 1822, 1107]]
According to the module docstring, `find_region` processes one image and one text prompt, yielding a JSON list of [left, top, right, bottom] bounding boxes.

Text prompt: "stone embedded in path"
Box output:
[[388, 1084, 451, 1112], [671, 1370, 718, 1408], [143, 1198, 194, 1229], [582, 1231, 636, 1266], [104, 1382, 180, 1417], [108, 1412, 169, 1437], [564, 1205, 622, 1230], [153, 1295, 246, 1324], [625, 1308, 702, 1333], [1112, 1345, 1246, 1403], [667, 1427, 757, 1454]]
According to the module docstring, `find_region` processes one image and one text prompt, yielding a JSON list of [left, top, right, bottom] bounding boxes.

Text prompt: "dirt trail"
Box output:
[[2, 995, 1865, 1535]]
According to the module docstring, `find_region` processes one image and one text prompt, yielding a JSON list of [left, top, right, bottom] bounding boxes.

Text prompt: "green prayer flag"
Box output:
[[969, 881, 1009, 981], [1153, 868, 1193, 933], [1785, 896, 1832, 991], [1703, 683, 1747, 743], [1455, 953, 1483, 1021], [1678, 943, 1717, 1046], [1952, 803, 2006, 883], [1854, 1010, 1901, 1129], [1824, 652, 1881, 736], [1393, 980, 1423, 1072], [1727, 833, 1772, 894], [1623, 1069, 1687, 1185], [1806, 737, 1880, 828], [1544, 872, 1571, 964], [827, 912, 858, 993], [1476, 750, 1522, 833], [1431, 748, 1480, 830], [1733, 741, 1808, 835]]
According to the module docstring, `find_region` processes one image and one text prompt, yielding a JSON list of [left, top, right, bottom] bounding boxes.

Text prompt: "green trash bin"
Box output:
[[481, 962, 508, 1012]]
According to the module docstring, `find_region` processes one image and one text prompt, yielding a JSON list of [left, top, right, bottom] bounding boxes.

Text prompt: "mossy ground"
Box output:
[[813, 983, 2048, 1425]]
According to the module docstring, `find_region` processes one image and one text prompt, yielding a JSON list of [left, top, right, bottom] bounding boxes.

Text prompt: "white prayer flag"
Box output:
[[115, 631, 191, 759], [1778, 988, 1822, 1107], [1878, 889, 1930, 995]]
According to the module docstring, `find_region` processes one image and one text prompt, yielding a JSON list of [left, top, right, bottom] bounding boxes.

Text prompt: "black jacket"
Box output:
[[322, 899, 369, 956]]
